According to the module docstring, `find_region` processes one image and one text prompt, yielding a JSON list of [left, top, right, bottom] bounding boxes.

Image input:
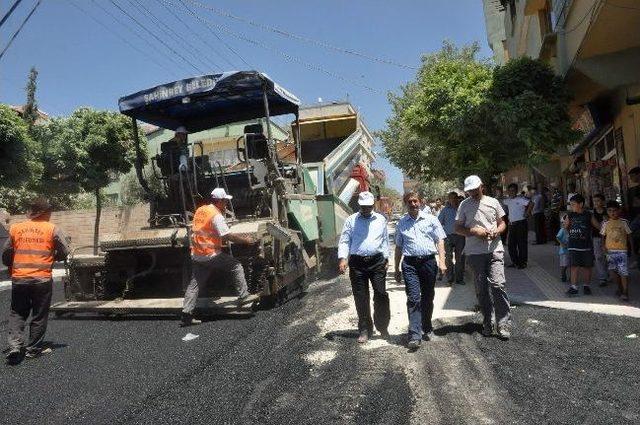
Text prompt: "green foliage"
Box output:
[[119, 166, 165, 206], [23, 67, 39, 128], [51, 108, 145, 192], [0, 104, 42, 186], [380, 42, 581, 184]]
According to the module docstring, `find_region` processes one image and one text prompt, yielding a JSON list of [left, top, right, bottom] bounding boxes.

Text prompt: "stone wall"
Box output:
[[6, 204, 150, 251]]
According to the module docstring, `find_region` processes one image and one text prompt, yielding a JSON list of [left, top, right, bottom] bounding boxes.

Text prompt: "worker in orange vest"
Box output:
[[2, 197, 69, 364], [181, 188, 260, 326]]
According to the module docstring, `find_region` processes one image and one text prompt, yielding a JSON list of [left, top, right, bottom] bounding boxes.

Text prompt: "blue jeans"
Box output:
[[402, 256, 437, 341]]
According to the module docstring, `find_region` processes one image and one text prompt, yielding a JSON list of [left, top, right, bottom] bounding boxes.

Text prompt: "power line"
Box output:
[[0, 0, 43, 61], [0, 0, 24, 28], [155, 0, 237, 69], [109, 0, 204, 73], [563, 0, 601, 34], [605, 0, 640, 11], [127, 0, 221, 72], [162, 0, 382, 94], [90, 0, 190, 74], [68, 0, 178, 77], [177, 0, 251, 69], [183, 0, 418, 70]]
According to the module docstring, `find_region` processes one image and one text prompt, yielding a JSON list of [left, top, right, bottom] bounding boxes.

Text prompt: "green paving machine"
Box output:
[[51, 71, 372, 316]]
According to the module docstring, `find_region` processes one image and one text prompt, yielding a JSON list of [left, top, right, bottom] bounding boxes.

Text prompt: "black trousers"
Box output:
[[508, 220, 528, 267], [348, 254, 390, 334], [8, 280, 53, 353], [533, 213, 547, 244]]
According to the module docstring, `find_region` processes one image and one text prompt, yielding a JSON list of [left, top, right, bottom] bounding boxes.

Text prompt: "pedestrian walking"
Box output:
[[494, 187, 509, 245], [503, 183, 533, 269], [601, 201, 633, 301], [421, 197, 433, 215], [338, 191, 390, 344], [565, 194, 600, 296], [3, 197, 69, 364], [591, 194, 609, 286], [532, 184, 547, 244], [455, 175, 512, 340], [181, 188, 260, 327], [438, 191, 465, 285], [394, 191, 446, 350], [556, 223, 569, 282]]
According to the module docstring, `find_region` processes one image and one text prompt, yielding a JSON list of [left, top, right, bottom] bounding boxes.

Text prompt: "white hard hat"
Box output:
[[176, 126, 188, 134], [211, 188, 233, 200], [357, 191, 375, 206], [463, 175, 482, 192]]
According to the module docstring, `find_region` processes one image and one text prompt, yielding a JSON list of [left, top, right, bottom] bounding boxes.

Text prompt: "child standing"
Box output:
[[601, 201, 634, 301], [565, 194, 600, 296], [556, 223, 569, 282]]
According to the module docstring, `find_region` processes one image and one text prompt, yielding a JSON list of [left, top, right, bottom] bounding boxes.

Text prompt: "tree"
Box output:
[[23, 66, 39, 128], [380, 42, 580, 184], [53, 108, 146, 253], [0, 104, 42, 213]]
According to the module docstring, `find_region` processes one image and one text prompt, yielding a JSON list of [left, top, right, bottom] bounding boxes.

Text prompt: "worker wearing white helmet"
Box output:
[[181, 187, 259, 326]]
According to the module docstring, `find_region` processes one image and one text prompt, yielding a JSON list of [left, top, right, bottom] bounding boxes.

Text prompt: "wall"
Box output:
[[6, 204, 150, 251]]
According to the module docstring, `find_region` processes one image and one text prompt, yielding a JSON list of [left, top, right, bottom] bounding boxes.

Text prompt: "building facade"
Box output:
[[483, 0, 640, 206]]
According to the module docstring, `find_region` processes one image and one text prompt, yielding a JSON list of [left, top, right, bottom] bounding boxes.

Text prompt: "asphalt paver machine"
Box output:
[[52, 71, 323, 315]]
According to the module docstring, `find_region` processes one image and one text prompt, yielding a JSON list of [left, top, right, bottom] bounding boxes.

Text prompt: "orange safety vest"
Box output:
[[191, 204, 223, 257], [9, 220, 56, 280]]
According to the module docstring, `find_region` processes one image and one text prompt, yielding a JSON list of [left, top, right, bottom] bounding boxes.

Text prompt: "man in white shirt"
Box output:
[[502, 183, 533, 269], [338, 191, 390, 343], [531, 184, 547, 245]]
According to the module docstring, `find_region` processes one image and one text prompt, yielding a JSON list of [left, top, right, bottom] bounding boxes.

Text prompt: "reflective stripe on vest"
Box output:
[[191, 204, 223, 256], [9, 220, 56, 279]]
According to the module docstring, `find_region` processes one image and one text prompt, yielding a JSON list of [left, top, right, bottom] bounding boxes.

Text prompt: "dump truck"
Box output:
[[51, 71, 374, 316]]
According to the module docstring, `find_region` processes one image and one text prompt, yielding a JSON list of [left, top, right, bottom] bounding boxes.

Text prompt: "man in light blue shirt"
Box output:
[[394, 191, 447, 349], [338, 191, 390, 344], [438, 191, 466, 285]]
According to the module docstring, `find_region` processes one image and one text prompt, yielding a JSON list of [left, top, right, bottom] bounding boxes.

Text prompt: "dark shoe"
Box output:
[[25, 349, 42, 360], [482, 323, 493, 337], [447, 278, 454, 285], [455, 280, 466, 285], [566, 286, 579, 296], [5, 349, 22, 364], [422, 331, 435, 341], [497, 327, 511, 340], [236, 293, 260, 307], [180, 313, 202, 327], [583, 285, 592, 295], [621, 293, 630, 302], [599, 280, 608, 287], [357, 332, 369, 344], [378, 329, 390, 339], [407, 339, 421, 350]]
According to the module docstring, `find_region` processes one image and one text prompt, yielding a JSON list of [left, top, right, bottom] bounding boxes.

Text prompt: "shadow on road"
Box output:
[[434, 322, 483, 336]]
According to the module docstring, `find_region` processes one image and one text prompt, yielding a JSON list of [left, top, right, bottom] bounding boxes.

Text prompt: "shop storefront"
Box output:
[[584, 126, 627, 205]]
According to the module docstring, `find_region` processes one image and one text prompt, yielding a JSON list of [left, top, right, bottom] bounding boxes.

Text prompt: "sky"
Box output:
[[0, 0, 492, 192]]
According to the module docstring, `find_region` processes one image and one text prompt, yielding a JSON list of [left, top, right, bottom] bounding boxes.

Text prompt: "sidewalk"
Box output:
[[506, 232, 640, 318]]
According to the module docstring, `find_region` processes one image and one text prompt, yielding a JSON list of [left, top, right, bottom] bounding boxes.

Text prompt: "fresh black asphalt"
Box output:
[[1, 276, 639, 424]]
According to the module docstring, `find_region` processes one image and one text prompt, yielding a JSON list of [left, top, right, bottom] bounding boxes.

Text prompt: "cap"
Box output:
[[175, 126, 188, 134], [357, 191, 375, 206], [463, 175, 482, 192], [211, 188, 233, 200]]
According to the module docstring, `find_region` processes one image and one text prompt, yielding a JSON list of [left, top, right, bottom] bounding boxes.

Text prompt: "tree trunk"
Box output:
[[94, 188, 101, 256]]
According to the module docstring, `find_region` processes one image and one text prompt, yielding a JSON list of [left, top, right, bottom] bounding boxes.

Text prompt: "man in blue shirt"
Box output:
[[338, 191, 390, 344], [394, 191, 447, 350], [439, 191, 465, 285]]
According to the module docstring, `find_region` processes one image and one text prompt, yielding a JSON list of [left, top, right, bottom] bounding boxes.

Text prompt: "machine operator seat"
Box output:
[[243, 124, 269, 189]]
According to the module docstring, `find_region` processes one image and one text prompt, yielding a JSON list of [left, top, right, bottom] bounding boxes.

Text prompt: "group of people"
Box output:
[[3, 188, 260, 364], [557, 194, 632, 300], [338, 175, 511, 349]]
